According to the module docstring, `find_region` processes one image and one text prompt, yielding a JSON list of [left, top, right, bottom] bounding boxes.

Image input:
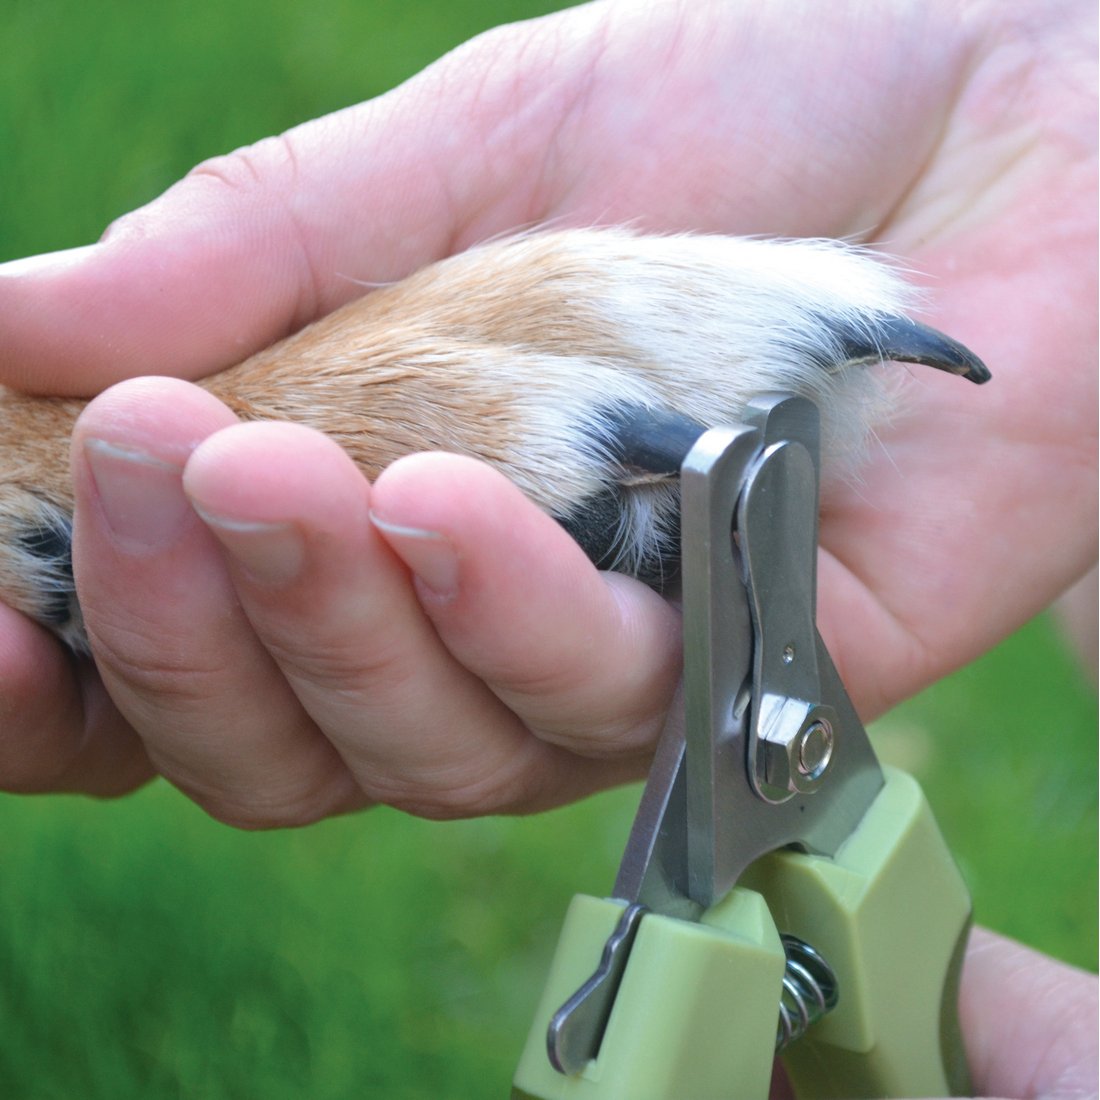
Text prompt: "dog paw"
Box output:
[[0, 229, 987, 652]]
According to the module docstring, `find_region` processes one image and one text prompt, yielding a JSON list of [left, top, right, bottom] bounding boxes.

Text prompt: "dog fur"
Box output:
[[0, 228, 986, 652]]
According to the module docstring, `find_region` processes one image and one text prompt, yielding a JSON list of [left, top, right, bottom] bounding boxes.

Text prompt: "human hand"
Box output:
[[956, 929, 1098, 1100], [0, 0, 1094, 823], [765, 927, 1099, 1100]]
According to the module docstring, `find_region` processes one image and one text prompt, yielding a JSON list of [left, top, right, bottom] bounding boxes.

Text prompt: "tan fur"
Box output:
[[0, 391, 83, 632], [0, 228, 976, 652], [204, 233, 661, 517]]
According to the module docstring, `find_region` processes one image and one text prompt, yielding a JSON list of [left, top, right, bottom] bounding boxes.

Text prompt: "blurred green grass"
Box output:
[[1, 1, 1096, 1097]]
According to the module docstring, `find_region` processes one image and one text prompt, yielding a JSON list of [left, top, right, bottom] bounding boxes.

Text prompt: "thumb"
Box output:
[[961, 927, 1098, 1098], [0, 7, 606, 396]]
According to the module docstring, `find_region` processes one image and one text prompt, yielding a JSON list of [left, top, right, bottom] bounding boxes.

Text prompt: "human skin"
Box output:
[[0, 0, 1093, 819], [0, 0, 1095, 1094]]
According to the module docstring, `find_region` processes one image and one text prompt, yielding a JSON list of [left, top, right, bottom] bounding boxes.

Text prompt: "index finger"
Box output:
[[370, 452, 685, 759]]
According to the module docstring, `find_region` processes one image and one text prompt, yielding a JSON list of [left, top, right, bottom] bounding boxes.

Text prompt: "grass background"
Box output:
[[1, 1, 1096, 1097]]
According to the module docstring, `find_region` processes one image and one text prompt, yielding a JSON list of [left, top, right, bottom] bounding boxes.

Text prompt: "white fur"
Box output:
[[0, 229, 947, 652]]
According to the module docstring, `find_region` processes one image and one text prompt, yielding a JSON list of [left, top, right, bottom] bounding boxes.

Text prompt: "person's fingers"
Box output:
[[0, 602, 151, 796], [0, 1, 977, 397], [182, 423, 630, 818], [70, 381, 665, 824], [369, 452, 684, 758], [961, 927, 1098, 1099], [184, 435, 672, 817], [70, 377, 364, 827]]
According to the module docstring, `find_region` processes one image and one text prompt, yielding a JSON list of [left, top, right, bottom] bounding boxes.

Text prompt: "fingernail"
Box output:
[[83, 438, 191, 552], [0, 244, 100, 278], [192, 506, 305, 587], [370, 512, 459, 597]]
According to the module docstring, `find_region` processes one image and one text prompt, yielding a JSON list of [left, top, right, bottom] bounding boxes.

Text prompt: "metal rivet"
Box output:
[[796, 720, 834, 781]]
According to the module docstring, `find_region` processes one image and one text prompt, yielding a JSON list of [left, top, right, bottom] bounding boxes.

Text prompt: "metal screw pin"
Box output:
[[796, 720, 834, 781]]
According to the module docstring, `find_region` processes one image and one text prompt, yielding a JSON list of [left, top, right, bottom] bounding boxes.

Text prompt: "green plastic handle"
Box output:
[[512, 889, 785, 1099], [744, 767, 972, 1098], [512, 768, 971, 1099]]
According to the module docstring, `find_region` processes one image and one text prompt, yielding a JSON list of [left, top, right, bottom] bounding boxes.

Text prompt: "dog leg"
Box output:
[[0, 229, 987, 652]]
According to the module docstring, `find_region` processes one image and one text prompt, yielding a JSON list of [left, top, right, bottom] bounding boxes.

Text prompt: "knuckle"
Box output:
[[360, 747, 546, 821], [184, 134, 319, 324], [184, 769, 360, 832], [363, 761, 530, 822], [265, 629, 422, 700], [540, 708, 666, 760], [187, 133, 298, 196], [503, 666, 677, 759], [86, 618, 227, 707], [496, 659, 585, 704]]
